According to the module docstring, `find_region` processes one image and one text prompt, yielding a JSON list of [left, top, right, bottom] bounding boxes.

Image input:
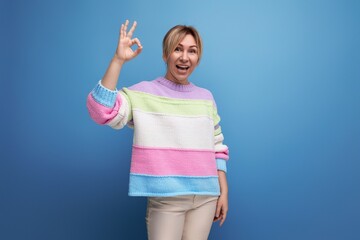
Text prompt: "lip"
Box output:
[[176, 64, 190, 70]]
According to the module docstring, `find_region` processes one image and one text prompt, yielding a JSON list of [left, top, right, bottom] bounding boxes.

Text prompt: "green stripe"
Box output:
[[123, 88, 215, 118], [213, 109, 221, 126], [214, 126, 222, 136], [119, 91, 133, 120]]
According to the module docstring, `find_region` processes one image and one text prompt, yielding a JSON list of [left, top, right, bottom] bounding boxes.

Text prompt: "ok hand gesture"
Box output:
[[115, 20, 143, 64]]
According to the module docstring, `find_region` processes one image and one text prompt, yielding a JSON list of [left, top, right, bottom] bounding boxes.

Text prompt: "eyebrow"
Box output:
[[178, 43, 198, 48]]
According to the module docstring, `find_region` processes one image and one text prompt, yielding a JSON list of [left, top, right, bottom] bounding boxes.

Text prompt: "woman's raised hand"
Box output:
[[115, 20, 143, 64]]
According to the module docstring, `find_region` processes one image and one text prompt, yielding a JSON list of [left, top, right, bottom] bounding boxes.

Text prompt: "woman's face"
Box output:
[[164, 34, 199, 85]]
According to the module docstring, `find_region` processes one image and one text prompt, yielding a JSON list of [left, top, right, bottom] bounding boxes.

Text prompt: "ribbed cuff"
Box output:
[[216, 159, 227, 172], [91, 80, 118, 107]]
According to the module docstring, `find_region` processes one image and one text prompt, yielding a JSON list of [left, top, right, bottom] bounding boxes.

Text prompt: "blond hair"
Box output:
[[162, 25, 203, 63]]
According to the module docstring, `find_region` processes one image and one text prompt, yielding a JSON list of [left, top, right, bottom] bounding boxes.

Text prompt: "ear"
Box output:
[[162, 54, 167, 63]]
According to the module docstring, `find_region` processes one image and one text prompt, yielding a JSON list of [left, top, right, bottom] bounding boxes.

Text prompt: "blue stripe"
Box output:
[[216, 159, 227, 172], [91, 81, 118, 107], [128, 174, 220, 197]]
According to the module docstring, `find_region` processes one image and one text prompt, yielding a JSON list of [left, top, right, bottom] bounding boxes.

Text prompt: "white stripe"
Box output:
[[214, 133, 228, 152], [107, 92, 131, 129], [133, 110, 214, 149], [214, 133, 224, 144], [215, 143, 228, 152]]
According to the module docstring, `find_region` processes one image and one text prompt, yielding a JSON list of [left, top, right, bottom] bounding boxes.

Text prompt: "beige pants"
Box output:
[[146, 195, 219, 240]]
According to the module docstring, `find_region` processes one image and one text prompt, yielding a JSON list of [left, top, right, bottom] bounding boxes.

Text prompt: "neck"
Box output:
[[164, 72, 189, 85]]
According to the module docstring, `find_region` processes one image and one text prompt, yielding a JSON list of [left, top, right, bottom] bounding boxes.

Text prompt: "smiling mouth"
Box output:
[[176, 65, 190, 70]]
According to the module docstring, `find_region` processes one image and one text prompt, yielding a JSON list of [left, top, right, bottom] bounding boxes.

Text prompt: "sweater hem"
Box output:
[[128, 191, 221, 197]]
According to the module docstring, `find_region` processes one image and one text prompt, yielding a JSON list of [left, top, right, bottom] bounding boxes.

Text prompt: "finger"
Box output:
[[220, 217, 224, 226], [135, 46, 143, 54], [215, 204, 221, 218], [124, 20, 129, 35], [131, 38, 142, 48], [132, 39, 143, 57], [127, 21, 137, 39], [120, 24, 124, 39], [133, 47, 142, 58], [220, 212, 227, 226]]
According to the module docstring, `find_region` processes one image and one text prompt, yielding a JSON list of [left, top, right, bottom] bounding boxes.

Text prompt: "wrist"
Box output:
[[220, 189, 228, 195], [112, 55, 125, 66]]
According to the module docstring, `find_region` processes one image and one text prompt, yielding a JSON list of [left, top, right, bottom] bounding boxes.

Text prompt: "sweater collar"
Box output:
[[156, 77, 196, 92]]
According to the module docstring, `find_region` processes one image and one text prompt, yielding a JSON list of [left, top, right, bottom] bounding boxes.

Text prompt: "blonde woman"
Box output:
[[87, 20, 229, 240]]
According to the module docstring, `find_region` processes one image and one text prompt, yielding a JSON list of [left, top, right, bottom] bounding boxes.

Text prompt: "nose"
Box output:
[[180, 51, 189, 62]]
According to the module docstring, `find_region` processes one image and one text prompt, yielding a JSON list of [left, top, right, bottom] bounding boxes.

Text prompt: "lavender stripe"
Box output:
[[128, 77, 215, 101]]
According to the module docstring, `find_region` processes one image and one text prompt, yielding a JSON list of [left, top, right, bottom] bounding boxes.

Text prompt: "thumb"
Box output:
[[133, 45, 143, 57], [131, 38, 143, 57]]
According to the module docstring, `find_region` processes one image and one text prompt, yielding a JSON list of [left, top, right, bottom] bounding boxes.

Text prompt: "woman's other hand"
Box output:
[[214, 193, 228, 226], [214, 170, 228, 226]]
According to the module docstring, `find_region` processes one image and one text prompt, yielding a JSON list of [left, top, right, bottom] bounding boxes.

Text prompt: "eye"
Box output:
[[189, 48, 198, 54], [174, 47, 182, 52]]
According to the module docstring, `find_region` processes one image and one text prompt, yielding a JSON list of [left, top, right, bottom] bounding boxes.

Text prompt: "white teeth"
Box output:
[[176, 65, 189, 70]]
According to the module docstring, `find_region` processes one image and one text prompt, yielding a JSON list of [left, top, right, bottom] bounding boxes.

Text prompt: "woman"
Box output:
[[87, 20, 229, 240]]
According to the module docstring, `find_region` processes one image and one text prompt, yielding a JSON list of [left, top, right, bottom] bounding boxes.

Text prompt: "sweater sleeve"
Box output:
[[213, 103, 229, 173], [86, 80, 132, 129]]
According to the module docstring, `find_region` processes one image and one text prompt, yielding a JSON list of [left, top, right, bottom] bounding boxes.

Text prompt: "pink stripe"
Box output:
[[130, 146, 217, 176], [86, 93, 122, 124], [215, 149, 229, 160]]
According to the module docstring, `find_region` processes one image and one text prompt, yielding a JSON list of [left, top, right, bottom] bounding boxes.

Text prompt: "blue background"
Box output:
[[1, 0, 360, 239]]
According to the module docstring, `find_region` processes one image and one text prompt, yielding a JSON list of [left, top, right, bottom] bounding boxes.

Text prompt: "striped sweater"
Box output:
[[87, 77, 229, 197]]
